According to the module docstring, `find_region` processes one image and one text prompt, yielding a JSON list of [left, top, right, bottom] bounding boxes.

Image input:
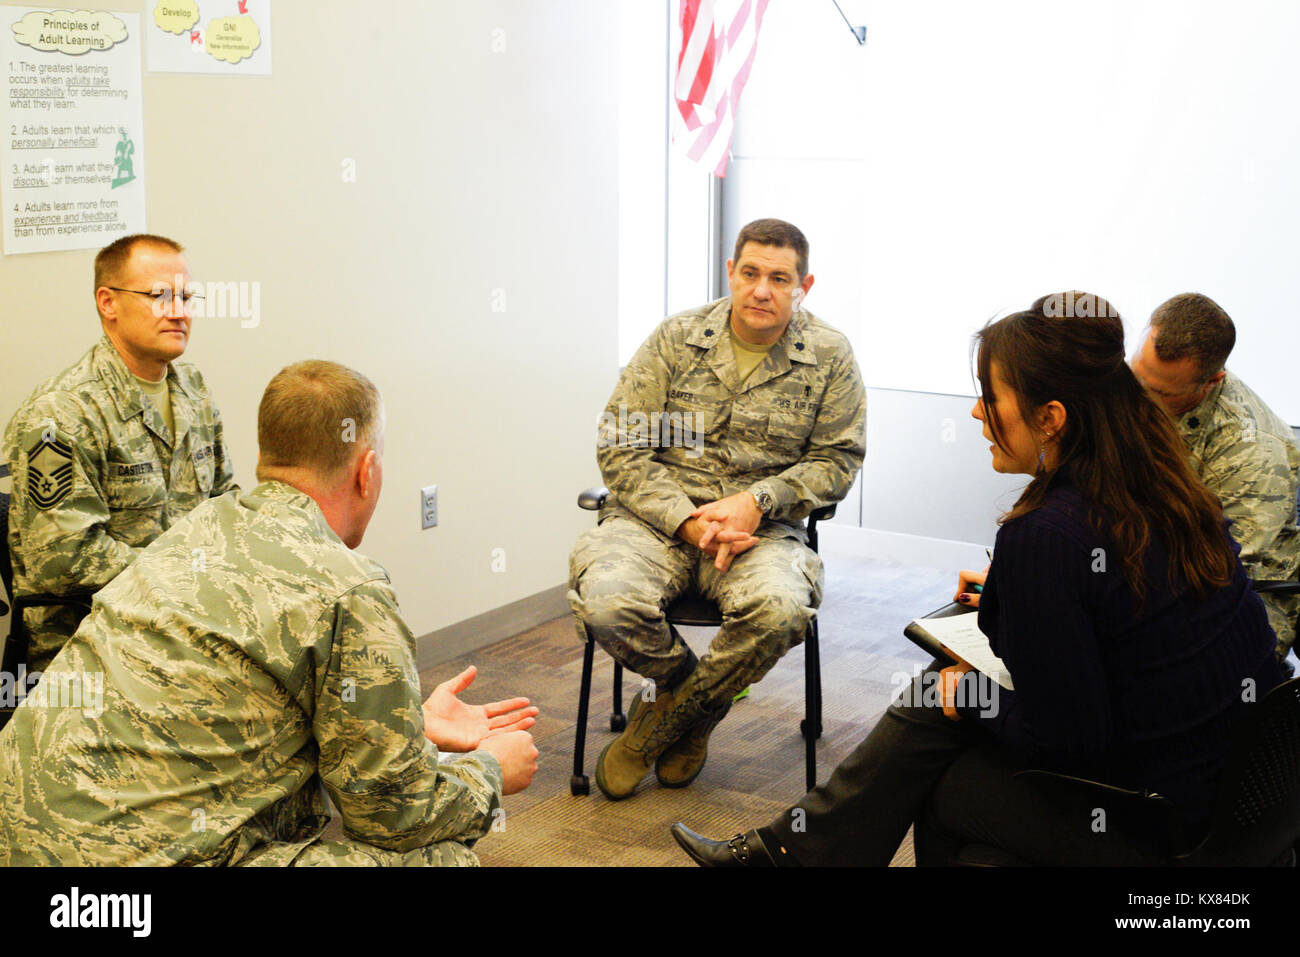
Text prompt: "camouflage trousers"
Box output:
[[21, 605, 86, 673], [567, 513, 823, 707], [239, 837, 480, 867], [1261, 591, 1299, 666]]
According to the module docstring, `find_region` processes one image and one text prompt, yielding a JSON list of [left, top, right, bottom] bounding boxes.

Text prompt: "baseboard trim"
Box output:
[[414, 584, 569, 672]]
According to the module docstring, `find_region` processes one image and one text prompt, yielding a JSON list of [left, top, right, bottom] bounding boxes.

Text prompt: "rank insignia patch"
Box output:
[[27, 436, 74, 510]]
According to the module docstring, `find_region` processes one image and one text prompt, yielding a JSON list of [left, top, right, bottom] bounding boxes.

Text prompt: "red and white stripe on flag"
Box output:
[[673, 0, 769, 177]]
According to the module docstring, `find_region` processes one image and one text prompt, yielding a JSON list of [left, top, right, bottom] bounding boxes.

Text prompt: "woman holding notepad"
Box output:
[[671, 292, 1287, 866]]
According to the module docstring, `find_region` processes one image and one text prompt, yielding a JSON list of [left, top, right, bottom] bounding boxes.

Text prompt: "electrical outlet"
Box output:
[[421, 485, 438, 529]]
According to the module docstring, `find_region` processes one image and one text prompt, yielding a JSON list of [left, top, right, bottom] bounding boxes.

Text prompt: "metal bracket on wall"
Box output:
[[831, 1, 867, 45]]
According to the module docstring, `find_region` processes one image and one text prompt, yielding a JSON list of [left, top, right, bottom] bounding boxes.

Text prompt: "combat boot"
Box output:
[[624, 645, 697, 726], [595, 680, 682, 800], [596, 669, 710, 800], [654, 698, 731, 788]]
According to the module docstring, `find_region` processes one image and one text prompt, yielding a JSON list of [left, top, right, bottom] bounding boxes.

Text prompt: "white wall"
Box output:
[[1, 0, 620, 640], [729, 0, 1300, 423]]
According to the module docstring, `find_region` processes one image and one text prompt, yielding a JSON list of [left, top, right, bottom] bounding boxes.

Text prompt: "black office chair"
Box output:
[[948, 676, 1300, 866], [907, 601, 1300, 866], [569, 485, 833, 796], [0, 463, 93, 730]]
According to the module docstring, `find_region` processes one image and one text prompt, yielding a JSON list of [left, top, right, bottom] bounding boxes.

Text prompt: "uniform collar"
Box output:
[[250, 480, 347, 545], [1177, 373, 1229, 433], [252, 479, 318, 509], [93, 336, 195, 447], [686, 298, 818, 394]]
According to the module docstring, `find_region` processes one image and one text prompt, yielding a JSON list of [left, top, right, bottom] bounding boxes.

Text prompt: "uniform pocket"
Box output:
[[768, 412, 815, 448], [665, 396, 723, 438], [192, 446, 216, 494], [729, 406, 767, 437]]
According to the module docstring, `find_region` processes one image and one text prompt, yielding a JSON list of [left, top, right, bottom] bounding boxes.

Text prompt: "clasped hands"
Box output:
[[676, 490, 763, 573]]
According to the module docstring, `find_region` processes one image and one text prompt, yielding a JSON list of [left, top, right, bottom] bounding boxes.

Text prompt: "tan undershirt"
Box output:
[[134, 372, 175, 439], [730, 326, 775, 383]]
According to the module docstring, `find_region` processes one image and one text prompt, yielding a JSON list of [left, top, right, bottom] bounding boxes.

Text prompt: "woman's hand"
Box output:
[[955, 565, 989, 608], [938, 658, 976, 721]]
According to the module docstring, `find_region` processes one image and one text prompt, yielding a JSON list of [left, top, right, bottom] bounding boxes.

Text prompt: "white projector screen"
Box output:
[[726, 0, 1300, 423]]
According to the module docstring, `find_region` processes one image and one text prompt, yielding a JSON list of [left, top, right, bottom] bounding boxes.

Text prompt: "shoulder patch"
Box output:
[[27, 436, 75, 510]]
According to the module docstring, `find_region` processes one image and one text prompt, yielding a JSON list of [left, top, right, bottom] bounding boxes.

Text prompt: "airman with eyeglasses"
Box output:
[[3, 233, 236, 670]]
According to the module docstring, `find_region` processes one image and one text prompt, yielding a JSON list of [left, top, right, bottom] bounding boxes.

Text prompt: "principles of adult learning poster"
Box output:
[[2, 7, 146, 255]]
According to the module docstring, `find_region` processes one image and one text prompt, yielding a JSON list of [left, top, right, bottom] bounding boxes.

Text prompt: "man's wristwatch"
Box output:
[[750, 486, 775, 517]]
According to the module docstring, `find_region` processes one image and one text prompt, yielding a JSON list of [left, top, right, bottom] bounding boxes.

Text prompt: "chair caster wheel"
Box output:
[[800, 719, 822, 739], [610, 714, 626, 732], [570, 774, 590, 796]]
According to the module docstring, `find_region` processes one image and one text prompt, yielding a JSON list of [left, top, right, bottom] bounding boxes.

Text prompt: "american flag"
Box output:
[[674, 0, 770, 177]]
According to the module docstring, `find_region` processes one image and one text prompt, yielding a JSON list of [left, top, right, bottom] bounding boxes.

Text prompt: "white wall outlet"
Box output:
[[421, 485, 438, 529]]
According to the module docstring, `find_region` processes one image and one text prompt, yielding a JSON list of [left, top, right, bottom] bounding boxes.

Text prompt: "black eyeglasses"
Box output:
[[106, 286, 205, 307]]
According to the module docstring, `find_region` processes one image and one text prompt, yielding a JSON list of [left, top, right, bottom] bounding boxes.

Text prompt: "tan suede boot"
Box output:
[[655, 699, 731, 788], [595, 681, 682, 800], [595, 673, 709, 800]]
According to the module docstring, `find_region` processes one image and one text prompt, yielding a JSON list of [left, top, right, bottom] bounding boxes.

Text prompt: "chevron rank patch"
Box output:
[[27, 436, 74, 510]]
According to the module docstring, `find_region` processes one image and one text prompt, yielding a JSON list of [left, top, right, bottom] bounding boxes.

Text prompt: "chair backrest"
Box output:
[[1183, 676, 1300, 865], [1, 463, 15, 729], [1, 462, 12, 620]]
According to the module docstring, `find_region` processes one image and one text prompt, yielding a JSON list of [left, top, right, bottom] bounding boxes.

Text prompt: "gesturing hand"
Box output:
[[422, 665, 538, 753]]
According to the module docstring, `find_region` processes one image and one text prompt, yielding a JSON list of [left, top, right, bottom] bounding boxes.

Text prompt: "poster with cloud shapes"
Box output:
[[147, 0, 271, 75], [2, 8, 146, 254]]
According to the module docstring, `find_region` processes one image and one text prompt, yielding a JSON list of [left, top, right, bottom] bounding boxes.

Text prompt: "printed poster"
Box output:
[[2, 7, 146, 255], [147, 0, 271, 75]]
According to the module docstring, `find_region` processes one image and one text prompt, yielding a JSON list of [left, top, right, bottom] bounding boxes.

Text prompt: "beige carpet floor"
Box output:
[[407, 552, 952, 867]]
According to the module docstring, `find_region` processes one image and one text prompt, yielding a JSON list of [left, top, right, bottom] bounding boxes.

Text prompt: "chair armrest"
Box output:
[[578, 486, 609, 511], [14, 594, 94, 613], [1251, 580, 1300, 596], [804, 504, 837, 553], [809, 504, 836, 523], [1012, 769, 1190, 857], [2, 593, 95, 678]]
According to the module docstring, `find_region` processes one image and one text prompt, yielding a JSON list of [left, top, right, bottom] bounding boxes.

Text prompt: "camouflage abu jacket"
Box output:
[[3, 336, 235, 667], [0, 481, 502, 865], [596, 297, 866, 538]]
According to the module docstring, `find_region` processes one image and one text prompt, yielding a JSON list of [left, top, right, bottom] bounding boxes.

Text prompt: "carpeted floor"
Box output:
[[408, 551, 955, 867]]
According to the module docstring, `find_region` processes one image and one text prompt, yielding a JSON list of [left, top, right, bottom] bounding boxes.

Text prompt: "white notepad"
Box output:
[[909, 613, 1015, 691]]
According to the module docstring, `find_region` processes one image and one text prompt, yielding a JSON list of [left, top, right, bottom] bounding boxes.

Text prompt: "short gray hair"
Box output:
[[1149, 293, 1236, 381]]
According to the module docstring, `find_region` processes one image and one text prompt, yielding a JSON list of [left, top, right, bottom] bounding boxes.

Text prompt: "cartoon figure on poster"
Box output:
[[111, 128, 136, 189]]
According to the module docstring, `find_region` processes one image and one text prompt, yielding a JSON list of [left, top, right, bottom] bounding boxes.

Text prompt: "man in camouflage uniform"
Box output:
[[0, 361, 539, 866], [568, 219, 866, 800], [3, 234, 235, 671], [1132, 293, 1300, 664]]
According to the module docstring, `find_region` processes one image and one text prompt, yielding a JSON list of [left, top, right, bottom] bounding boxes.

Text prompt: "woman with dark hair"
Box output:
[[670, 292, 1287, 866]]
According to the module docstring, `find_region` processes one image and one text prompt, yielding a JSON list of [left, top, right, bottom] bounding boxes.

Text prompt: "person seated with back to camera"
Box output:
[[671, 292, 1288, 866]]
